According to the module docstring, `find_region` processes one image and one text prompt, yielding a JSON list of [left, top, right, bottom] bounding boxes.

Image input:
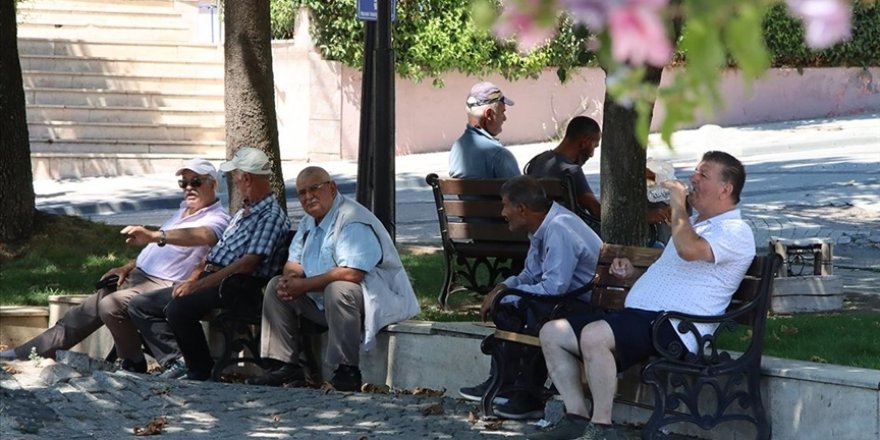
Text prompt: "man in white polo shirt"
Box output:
[[532, 151, 755, 440], [0, 159, 230, 375]]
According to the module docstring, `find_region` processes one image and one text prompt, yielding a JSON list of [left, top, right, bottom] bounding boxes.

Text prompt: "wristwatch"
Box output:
[[157, 230, 167, 247]]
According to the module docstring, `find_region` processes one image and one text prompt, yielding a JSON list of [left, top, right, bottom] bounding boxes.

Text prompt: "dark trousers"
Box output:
[[492, 299, 595, 400], [128, 274, 220, 376]]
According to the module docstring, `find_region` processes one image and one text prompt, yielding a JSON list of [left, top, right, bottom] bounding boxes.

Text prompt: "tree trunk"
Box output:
[[224, 0, 285, 211], [599, 66, 663, 246], [0, 0, 36, 245]]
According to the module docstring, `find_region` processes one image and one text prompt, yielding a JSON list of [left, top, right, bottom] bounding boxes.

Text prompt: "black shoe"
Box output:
[[494, 392, 545, 420], [458, 377, 510, 404], [527, 413, 591, 440], [246, 363, 305, 387], [120, 358, 147, 374], [330, 364, 362, 392]]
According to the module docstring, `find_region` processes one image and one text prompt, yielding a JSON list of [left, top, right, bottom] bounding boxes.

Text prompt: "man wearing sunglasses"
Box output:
[[246, 166, 420, 391], [0, 159, 230, 374], [128, 147, 291, 381], [448, 81, 521, 179]]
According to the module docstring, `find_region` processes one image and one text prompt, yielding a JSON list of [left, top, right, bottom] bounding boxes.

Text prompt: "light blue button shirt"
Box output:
[[289, 194, 382, 309]]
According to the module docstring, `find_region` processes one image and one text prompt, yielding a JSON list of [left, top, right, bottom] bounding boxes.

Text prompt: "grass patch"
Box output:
[[2, 213, 878, 369], [0, 212, 140, 305]]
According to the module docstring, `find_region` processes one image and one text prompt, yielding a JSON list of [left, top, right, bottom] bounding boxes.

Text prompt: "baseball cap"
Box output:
[[219, 147, 272, 175], [466, 81, 514, 107], [176, 158, 218, 179]]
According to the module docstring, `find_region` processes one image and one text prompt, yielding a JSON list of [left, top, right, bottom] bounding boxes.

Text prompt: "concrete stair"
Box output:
[[17, 0, 225, 179]]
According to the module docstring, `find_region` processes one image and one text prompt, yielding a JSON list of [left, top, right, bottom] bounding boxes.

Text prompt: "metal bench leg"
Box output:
[[480, 335, 505, 419], [438, 252, 455, 309]]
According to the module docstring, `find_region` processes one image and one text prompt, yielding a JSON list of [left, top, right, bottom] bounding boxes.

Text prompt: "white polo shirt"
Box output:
[[625, 208, 756, 352], [136, 200, 231, 282]]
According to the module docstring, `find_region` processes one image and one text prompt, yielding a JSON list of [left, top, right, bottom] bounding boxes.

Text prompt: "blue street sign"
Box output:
[[357, 0, 396, 21]]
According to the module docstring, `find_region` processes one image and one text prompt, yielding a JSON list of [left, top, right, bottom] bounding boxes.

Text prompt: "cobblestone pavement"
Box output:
[[0, 354, 696, 440]]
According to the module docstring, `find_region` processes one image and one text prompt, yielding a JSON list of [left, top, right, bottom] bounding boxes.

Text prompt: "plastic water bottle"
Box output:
[[647, 180, 692, 203]]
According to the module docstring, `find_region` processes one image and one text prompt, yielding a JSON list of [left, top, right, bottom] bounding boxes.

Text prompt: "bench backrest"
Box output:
[[425, 173, 577, 247]]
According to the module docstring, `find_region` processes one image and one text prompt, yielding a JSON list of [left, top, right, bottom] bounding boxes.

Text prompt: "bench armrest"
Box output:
[[650, 304, 758, 366]]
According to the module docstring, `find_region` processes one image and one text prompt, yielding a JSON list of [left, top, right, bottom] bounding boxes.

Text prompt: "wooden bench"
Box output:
[[481, 243, 781, 439], [425, 173, 582, 309]]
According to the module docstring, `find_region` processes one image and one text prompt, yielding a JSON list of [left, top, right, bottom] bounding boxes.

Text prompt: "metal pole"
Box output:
[[374, 0, 395, 240], [356, 22, 376, 208]]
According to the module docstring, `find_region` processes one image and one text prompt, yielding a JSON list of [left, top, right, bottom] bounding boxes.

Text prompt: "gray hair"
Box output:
[[500, 175, 551, 212], [467, 101, 502, 119]]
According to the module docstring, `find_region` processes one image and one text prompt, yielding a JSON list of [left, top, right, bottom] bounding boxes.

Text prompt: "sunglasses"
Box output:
[[297, 181, 331, 197], [178, 176, 210, 189]]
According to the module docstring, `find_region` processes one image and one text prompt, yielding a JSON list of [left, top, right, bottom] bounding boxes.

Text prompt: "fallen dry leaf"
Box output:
[[467, 411, 478, 425], [2, 364, 21, 375], [780, 325, 799, 335], [421, 402, 444, 416], [739, 329, 753, 342], [133, 416, 167, 436], [810, 355, 828, 363], [272, 414, 281, 423], [360, 383, 390, 394], [321, 382, 334, 394], [484, 420, 504, 430], [149, 387, 169, 396], [412, 387, 445, 397]]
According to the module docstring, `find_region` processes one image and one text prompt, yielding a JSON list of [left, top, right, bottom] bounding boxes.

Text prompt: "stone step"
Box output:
[[16, 6, 182, 28], [20, 55, 222, 78], [17, 38, 222, 63], [27, 105, 224, 125], [30, 139, 225, 156], [16, 0, 180, 15], [28, 120, 225, 142], [31, 149, 227, 180], [23, 71, 223, 94], [25, 87, 222, 110], [17, 22, 194, 42]]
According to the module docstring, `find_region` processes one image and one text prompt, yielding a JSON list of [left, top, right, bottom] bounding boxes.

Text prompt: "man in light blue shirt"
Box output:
[[449, 81, 521, 179], [248, 166, 419, 391], [459, 175, 602, 420]]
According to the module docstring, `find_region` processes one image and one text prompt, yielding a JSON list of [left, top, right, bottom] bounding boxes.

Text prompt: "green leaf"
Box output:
[[725, 3, 770, 79]]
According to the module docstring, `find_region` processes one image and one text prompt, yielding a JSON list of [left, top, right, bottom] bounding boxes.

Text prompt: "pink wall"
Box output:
[[274, 54, 880, 160]]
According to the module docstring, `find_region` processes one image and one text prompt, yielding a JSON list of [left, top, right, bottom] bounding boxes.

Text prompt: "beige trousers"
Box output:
[[14, 268, 171, 360], [259, 275, 364, 368]]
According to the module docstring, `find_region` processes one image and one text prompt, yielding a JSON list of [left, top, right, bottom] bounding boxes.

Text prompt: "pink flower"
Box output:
[[494, 0, 560, 52], [786, 0, 852, 49], [608, 6, 672, 66]]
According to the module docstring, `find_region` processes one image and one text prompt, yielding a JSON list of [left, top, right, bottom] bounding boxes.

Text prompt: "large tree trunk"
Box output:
[[0, 0, 36, 245], [599, 66, 663, 246], [224, 0, 285, 211]]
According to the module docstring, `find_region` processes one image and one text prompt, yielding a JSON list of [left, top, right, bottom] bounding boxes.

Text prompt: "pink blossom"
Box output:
[[493, 0, 559, 52], [608, 6, 672, 66], [786, 0, 852, 49]]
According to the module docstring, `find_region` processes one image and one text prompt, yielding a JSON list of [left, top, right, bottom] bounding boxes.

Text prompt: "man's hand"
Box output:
[[480, 284, 507, 322], [661, 180, 689, 209], [609, 257, 635, 279], [276, 273, 308, 302], [172, 279, 203, 298], [100, 265, 133, 288], [121, 225, 157, 246]]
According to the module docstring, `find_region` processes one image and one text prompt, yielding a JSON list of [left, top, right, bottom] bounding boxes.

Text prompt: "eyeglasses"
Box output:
[[178, 176, 210, 189], [297, 181, 331, 197]]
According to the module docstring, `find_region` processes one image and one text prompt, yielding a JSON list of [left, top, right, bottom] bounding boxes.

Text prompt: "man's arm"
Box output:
[[666, 181, 714, 262], [172, 254, 263, 297], [122, 226, 219, 247], [578, 192, 601, 218]]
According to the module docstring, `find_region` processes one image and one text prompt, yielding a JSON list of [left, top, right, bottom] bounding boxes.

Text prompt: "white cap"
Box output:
[[219, 147, 272, 175], [176, 158, 218, 179]]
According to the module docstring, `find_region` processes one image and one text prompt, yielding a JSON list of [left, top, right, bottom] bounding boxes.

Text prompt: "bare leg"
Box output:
[[580, 320, 618, 425], [540, 319, 590, 418]]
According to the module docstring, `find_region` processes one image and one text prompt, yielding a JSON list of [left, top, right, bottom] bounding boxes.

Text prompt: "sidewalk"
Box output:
[[34, 113, 880, 291]]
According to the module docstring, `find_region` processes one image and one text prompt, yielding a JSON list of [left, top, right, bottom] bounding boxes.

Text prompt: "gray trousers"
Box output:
[[260, 275, 364, 368], [14, 268, 171, 360]]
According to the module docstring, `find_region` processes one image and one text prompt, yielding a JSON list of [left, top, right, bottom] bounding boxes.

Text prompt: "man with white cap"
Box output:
[[449, 81, 521, 179], [129, 147, 291, 381], [0, 159, 230, 374]]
